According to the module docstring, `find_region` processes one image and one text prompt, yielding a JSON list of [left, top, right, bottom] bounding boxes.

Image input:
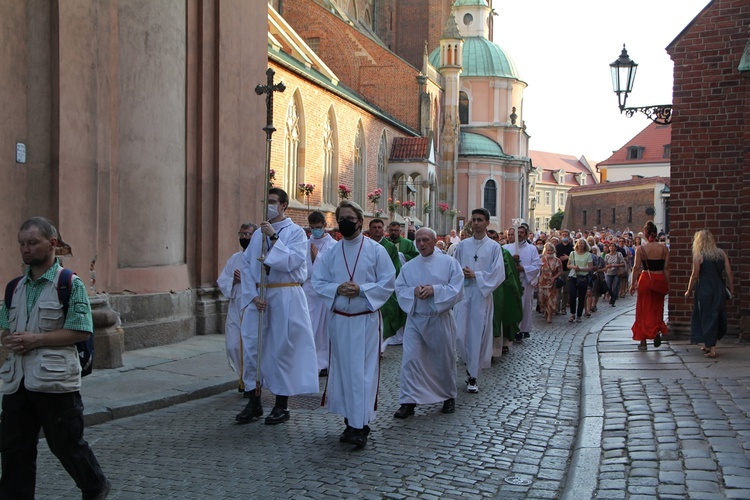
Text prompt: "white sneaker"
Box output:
[[466, 377, 478, 393]]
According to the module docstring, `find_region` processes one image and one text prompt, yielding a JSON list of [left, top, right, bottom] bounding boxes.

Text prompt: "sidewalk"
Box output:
[[565, 305, 750, 499], [81, 334, 237, 426]]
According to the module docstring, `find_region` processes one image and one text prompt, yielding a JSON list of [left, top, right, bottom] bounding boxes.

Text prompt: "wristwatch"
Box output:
[[269, 233, 279, 241]]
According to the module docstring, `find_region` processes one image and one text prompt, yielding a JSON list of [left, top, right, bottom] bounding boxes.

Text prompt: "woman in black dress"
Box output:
[[685, 230, 734, 358]]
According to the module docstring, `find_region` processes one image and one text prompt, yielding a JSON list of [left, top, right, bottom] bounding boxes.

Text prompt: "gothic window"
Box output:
[[459, 91, 469, 125], [354, 121, 366, 206], [322, 107, 338, 205], [284, 93, 304, 199], [483, 179, 497, 216], [377, 131, 388, 203]]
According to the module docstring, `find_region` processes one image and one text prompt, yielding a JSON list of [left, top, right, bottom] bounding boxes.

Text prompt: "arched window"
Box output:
[[322, 107, 338, 204], [483, 179, 497, 216], [354, 121, 366, 206], [284, 92, 305, 199], [459, 91, 469, 125], [377, 131, 388, 203]]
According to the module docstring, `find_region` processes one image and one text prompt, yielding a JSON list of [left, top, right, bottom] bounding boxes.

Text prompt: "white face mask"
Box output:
[[267, 204, 279, 221]]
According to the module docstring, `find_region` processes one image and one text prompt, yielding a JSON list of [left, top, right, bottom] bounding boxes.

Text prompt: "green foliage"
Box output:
[[549, 210, 564, 230]]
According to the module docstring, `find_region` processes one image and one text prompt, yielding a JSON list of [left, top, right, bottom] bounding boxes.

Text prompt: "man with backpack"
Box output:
[[0, 217, 110, 499]]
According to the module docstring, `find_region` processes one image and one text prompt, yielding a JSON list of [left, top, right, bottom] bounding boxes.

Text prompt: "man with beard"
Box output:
[[387, 221, 419, 263], [393, 228, 464, 418], [504, 224, 541, 340], [303, 211, 337, 377], [452, 208, 505, 393], [312, 201, 396, 448], [217, 223, 256, 392], [236, 188, 318, 426]]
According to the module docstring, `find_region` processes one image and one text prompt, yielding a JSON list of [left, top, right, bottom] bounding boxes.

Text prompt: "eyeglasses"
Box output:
[[238, 231, 252, 237]]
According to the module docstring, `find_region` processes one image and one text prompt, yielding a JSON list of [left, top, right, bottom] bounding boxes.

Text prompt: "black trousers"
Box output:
[[568, 278, 587, 318], [0, 383, 107, 500]]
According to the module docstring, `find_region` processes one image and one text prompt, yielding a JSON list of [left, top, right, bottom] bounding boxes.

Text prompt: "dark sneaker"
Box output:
[[394, 404, 416, 419], [441, 399, 455, 414]]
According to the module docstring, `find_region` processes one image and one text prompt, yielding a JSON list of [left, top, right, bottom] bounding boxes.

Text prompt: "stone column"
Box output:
[[90, 294, 124, 369]]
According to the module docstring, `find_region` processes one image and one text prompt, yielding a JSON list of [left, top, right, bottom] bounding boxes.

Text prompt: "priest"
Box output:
[[393, 228, 464, 419], [504, 223, 541, 340], [312, 200, 396, 449], [453, 208, 505, 394]]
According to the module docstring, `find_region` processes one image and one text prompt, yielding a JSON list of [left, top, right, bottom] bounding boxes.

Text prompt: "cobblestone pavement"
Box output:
[[33, 300, 633, 499], [592, 309, 750, 500]]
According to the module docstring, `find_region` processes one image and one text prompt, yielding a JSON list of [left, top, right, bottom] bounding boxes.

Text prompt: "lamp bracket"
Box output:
[[622, 105, 672, 125]]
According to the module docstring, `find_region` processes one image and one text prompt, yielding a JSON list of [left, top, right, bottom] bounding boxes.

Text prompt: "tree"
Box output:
[[549, 210, 564, 230]]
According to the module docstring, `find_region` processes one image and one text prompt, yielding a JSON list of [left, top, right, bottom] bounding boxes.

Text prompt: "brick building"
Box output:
[[561, 177, 669, 235], [666, 0, 749, 338]]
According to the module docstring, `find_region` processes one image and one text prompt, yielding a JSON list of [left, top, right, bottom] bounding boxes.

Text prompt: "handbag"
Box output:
[[617, 253, 629, 277], [576, 274, 589, 288], [555, 276, 565, 289]]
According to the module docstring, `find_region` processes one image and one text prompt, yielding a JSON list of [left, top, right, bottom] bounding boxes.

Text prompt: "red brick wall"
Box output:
[[562, 188, 657, 233], [282, 0, 421, 131], [667, 0, 750, 337]]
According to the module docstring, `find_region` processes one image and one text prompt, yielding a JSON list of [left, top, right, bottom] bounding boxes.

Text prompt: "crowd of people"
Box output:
[[216, 188, 734, 450]]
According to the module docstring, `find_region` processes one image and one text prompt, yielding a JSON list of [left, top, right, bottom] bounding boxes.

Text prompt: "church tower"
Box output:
[[452, 0, 492, 39], [437, 11, 463, 234]]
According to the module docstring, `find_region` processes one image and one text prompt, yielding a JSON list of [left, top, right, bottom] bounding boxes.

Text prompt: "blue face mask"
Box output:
[[311, 228, 324, 239]]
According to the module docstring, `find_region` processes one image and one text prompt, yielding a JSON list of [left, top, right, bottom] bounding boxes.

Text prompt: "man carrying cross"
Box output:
[[452, 208, 505, 394]]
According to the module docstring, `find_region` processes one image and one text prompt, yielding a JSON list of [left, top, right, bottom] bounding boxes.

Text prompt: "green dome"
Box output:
[[453, 0, 489, 6], [429, 37, 520, 79], [459, 132, 510, 158]]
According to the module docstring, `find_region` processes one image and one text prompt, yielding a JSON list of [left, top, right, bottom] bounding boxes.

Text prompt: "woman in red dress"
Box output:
[[630, 221, 669, 350]]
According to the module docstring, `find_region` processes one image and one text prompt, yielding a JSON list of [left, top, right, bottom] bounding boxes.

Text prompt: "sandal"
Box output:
[[569, 315, 575, 323], [704, 352, 717, 358], [576, 317, 582, 323], [700, 346, 709, 352]]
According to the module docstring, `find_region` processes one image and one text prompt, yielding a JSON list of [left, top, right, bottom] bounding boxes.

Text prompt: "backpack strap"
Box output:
[[4, 276, 24, 310], [56, 268, 76, 317]]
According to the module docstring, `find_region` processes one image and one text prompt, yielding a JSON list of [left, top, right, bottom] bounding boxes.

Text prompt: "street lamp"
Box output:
[[610, 44, 672, 124]]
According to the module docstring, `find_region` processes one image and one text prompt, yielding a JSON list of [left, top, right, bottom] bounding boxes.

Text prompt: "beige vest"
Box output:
[[0, 267, 81, 394]]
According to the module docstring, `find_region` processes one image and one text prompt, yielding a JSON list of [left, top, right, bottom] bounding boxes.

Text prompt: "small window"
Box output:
[[559, 193, 565, 206], [663, 144, 671, 159], [459, 92, 469, 125], [596, 209, 601, 225], [583, 210, 587, 226], [627, 146, 645, 160], [483, 179, 497, 216], [612, 208, 616, 224], [306, 37, 320, 54], [627, 207, 633, 223], [544, 191, 551, 205], [463, 13, 473, 26]]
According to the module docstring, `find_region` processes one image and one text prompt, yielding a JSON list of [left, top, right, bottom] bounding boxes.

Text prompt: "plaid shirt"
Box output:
[[0, 261, 93, 334]]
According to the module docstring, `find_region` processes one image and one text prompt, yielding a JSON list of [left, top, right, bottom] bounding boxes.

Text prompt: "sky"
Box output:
[[491, 0, 711, 163]]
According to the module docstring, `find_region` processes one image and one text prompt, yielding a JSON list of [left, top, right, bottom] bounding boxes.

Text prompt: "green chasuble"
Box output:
[[379, 238, 407, 338], [493, 246, 523, 341], [392, 237, 419, 262]]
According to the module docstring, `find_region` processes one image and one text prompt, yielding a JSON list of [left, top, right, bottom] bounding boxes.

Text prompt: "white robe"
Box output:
[[240, 218, 318, 396], [504, 241, 542, 333], [303, 234, 337, 370], [453, 235, 505, 378], [217, 251, 244, 376], [395, 251, 464, 404], [312, 233, 395, 428]]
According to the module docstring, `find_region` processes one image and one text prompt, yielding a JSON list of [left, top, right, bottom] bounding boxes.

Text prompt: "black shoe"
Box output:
[[349, 428, 368, 448], [523, 332, 530, 338], [235, 397, 263, 423], [264, 406, 290, 425], [319, 368, 328, 377], [339, 425, 353, 443], [654, 333, 662, 348], [91, 478, 112, 500], [514, 332, 523, 342], [441, 399, 455, 414], [394, 403, 416, 419]]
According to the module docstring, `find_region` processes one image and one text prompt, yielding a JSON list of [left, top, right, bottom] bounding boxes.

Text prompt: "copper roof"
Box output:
[[390, 137, 431, 160], [598, 122, 671, 166]]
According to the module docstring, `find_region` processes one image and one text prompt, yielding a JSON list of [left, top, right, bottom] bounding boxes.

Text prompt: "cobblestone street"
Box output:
[[34, 302, 612, 499]]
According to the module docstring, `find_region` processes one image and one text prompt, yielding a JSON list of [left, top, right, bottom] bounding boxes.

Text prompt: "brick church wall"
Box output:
[[666, 0, 749, 338]]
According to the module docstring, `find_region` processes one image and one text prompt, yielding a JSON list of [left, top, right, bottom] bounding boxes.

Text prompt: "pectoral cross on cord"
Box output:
[[342, 236, 365, 303]]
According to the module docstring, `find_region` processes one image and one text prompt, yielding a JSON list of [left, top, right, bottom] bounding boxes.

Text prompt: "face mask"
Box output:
[[407, 231, 415, 241], [267, 204, 279, 221], [311, 228, 324, 239], [536, 244, 543, 251], [562, 237, 570, 244], [338, 219, 360, 238], [239, 238, 251, 250]]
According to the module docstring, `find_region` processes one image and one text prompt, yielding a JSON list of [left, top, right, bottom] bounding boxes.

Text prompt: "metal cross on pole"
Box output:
[[253, 68, 285, 396]]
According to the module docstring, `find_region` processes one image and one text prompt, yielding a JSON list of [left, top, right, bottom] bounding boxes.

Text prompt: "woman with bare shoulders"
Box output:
[[684, 230, 734, 358], [630, 221, 669, 350]]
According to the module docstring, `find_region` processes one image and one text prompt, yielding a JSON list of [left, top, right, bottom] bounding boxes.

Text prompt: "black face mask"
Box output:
[[338, 219, 360, 238], [239, 238, 251, 250], [407, 231, 415, 241]]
